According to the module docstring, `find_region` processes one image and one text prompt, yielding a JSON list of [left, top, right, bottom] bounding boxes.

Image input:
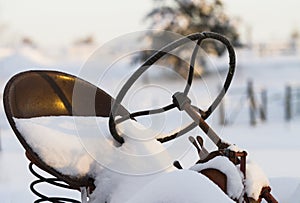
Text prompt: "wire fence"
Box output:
[[218, 80, 300, 126]]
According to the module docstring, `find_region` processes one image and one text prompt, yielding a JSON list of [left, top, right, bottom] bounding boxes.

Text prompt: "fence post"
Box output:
[[296, 87, 300, 114], [260, 88, 267, 121], [217, 85, 226, 125], [218, 85, 226, 125], [285, 85, 292, 121], [247, 80, 256, 126], [219, 99, 226, 125]]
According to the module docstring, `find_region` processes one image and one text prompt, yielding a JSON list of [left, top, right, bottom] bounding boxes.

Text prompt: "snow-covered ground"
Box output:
[[1, 45, 300, 202]]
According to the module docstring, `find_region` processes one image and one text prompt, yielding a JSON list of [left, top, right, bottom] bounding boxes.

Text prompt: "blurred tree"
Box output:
[[73, 35, 95, 46], [22, 37, 37, 48], [135, 0, 241, 77]]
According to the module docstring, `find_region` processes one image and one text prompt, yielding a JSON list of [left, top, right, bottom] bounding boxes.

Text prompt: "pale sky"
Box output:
[[0, 0, 299, 47], [226, 0, 300, 43]]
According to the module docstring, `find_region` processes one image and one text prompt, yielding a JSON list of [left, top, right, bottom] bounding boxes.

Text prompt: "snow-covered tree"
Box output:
[[147, 0, 240, 52], [135, 0, 241, 77]]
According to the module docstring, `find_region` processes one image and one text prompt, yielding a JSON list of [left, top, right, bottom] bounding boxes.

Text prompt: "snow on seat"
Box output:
[[14, 116, 114, 177]]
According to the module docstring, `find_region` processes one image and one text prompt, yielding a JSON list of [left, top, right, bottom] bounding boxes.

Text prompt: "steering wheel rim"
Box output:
[[109, 32, 236, 144]]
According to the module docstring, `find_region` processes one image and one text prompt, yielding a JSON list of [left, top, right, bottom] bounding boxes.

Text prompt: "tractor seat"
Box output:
[[3, 70, 129, 200]]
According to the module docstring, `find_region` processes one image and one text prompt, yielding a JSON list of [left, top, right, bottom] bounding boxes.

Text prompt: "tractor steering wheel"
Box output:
[[109, 32, 236, 144]]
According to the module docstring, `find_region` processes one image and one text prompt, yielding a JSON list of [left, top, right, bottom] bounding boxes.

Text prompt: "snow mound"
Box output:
[[190, 156, 244, 200], [117, 118, 167, 155], [245, 159, 270, 200], [125, 170, 234, 203], [89, 169, 234, 203]]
